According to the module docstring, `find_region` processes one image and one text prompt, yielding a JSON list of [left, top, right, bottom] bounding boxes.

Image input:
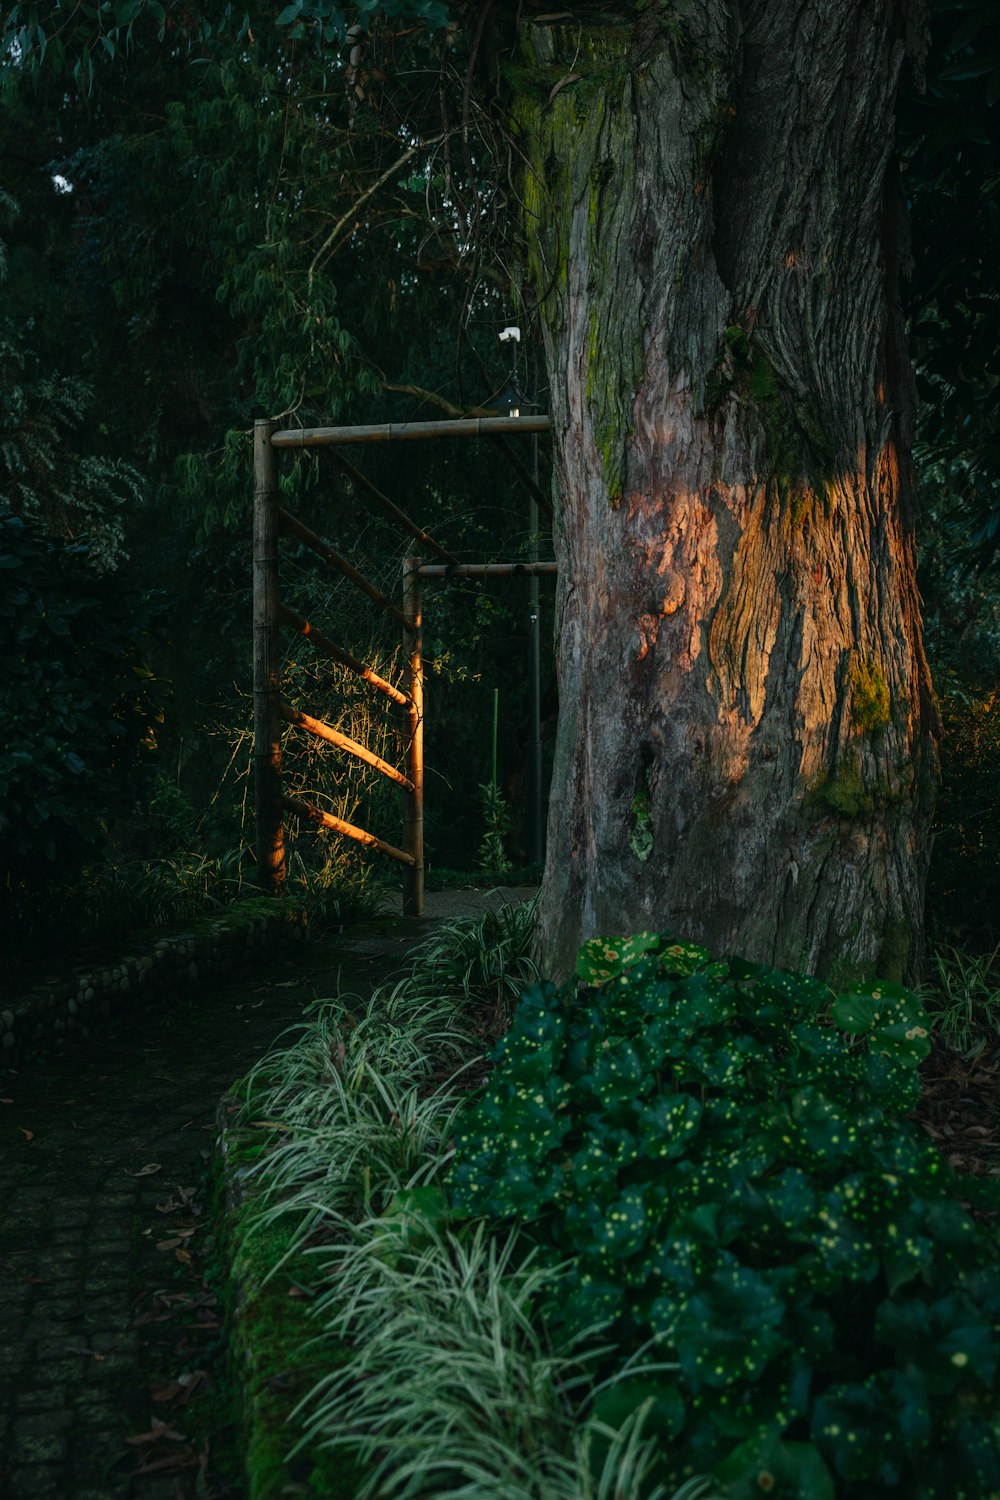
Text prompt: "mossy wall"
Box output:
[[1, 901, 308, 1069]]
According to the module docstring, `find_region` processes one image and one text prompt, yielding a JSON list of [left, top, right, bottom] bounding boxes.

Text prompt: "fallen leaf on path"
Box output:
[[126, 1163, 163, 1177], [125, 1417, 187, 1446], [174, 1248, 192, 1264], [0, 1097, 12, 1105], [151, 1371, 207, 1405], [156, 1237, 188, 1252], [130, 1447, 199, 1475], [19, 1128, 33, 1141], [66, 1346, 106, 1361]]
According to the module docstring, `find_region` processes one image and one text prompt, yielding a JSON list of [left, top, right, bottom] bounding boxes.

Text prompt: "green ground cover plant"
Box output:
[[449, 934, 1000, 1499], [225, 906, 718, 1499]]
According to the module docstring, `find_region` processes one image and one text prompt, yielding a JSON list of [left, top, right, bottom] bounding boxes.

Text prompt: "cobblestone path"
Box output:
[[0, 900, 493, 1500], [0, 890, 535, 1500]]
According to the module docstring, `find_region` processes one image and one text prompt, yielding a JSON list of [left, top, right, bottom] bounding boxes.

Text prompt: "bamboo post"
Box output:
[[253, 419, 286, 895], [402, 552, 424, 917], [527, 432, 544, 864]]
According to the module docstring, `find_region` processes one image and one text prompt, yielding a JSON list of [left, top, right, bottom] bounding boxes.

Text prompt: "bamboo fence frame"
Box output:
[[253, 412, 556, 916]]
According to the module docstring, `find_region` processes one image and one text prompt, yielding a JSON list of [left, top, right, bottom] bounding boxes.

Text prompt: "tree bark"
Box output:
[[514, 1, 938, 983]]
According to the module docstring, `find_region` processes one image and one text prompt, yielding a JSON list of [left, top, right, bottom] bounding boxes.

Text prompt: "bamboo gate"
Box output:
[[253, 414, 555, 918]]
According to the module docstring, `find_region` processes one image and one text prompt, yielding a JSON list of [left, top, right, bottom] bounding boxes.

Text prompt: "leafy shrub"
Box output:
[[0, 504, 163, 906], [0, 318, 143, 571], [927, 684, 1000, 949], [449, 934, 1000, 1499]]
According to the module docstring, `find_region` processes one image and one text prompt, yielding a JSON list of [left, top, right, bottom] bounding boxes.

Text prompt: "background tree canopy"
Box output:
[[0, 0, 997, 953]]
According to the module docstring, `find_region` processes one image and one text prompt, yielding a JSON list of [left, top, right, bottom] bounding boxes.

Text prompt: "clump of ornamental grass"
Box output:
[[290, 1202, 721, 1500], [920, 942, 1000, 1056]]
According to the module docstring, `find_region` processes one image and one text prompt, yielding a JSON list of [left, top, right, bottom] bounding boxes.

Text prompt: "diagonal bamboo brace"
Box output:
[[278, 605, 410, 708], [280, 701, 414, 790], [282, 795, 415, 866], [278, 509, 414, 630]]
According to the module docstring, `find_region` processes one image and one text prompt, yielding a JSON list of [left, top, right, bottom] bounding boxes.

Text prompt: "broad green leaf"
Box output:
[[576, 931, 659, 985], [717, 1433, 836, 1499]]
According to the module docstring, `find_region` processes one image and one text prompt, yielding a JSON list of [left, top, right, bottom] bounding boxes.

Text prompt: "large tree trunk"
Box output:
[[514, 1, 938, 983]]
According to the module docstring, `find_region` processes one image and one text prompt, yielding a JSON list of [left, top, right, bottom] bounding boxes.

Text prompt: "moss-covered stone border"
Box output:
[[1, 898, 308, 1069], [215, 1100, 359, 1500]]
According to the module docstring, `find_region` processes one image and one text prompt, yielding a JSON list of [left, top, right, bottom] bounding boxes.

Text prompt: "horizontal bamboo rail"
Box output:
[[279, 508, 414, 630], [280, 701, 414, 790], [283, 795, 415, 866], [330, 452, 460, 566], [416, 561, 558, 579], [278, 605, 410, 707], [271, 415, 551, 448]]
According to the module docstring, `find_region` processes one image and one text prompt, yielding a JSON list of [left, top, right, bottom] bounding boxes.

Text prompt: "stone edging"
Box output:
[[1, 901, 308, 1070]]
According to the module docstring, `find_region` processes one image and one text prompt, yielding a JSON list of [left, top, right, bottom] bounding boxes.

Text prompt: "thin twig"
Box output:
[[307, 132, 447, 285]]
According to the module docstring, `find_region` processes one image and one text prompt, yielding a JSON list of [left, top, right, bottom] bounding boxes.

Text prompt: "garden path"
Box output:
[[0, 888, 536, 1500]]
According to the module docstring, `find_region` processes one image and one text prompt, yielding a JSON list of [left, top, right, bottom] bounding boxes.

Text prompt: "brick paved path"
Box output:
[[0, 889, 535, 1500], [0, 923, 422, 1500]]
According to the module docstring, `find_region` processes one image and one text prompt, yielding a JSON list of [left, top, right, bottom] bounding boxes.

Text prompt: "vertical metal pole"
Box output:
[[253, 419, 286, 895], [527, 432, 544, 864], [402, 553, 424, 917]]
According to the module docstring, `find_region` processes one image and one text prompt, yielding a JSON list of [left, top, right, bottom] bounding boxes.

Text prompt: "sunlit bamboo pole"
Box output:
[[415, 562, 558, 579], [278, 508, 414, 630], [329, 452, 461, 566], [278, 605, 410, 708], [282, 796, 415, 866], [402, 553, 424, 918], [270, 415, 551, 448], [253, 420, 286, 895], [280, 700, 414, 791]]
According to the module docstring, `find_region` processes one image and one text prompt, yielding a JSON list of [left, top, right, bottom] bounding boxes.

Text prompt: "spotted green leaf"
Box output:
[[575, 932, 660, 985]]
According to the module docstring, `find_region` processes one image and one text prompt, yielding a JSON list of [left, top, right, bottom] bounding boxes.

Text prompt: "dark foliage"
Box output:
[[0, 503, 163, 903]]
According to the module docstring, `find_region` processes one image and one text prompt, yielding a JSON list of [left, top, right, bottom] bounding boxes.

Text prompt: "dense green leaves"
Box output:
[[0, 504, 162, 893], [902, 0, 1000, 564], [449, 933, 1000, 1498]]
